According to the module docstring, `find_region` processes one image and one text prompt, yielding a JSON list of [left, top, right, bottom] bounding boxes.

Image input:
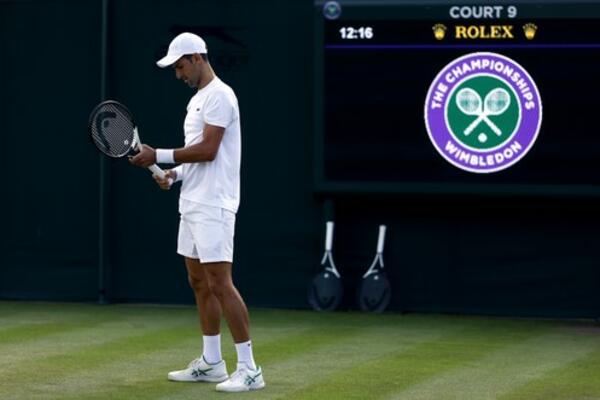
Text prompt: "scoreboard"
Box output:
[[314, 1, 600, 196]]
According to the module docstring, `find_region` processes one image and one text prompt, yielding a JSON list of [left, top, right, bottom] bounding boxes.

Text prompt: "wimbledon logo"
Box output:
[[424, 52, 542, 173]]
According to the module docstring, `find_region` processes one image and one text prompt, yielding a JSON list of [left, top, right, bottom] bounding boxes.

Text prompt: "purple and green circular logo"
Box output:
[[424, 52, 542, 173]]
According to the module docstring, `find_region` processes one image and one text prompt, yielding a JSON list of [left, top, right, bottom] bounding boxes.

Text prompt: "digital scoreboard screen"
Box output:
[[314, 1, 600, 195]]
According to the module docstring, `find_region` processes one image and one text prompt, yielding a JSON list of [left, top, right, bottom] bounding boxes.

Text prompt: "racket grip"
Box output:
[[377, 225, 386, 253], [464, 115, 483, 136], [325, 221, 334, 251], [148, 164, 166, 179]]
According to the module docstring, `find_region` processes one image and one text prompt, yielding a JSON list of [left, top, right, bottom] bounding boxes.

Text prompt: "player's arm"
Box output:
[[173, 124, 225, 163], [130, 89, 232, 168], [129, 124, 224, 167]]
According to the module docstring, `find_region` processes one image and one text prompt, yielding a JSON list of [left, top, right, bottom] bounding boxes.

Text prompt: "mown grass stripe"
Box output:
[[388, 331, 598, 400], [0, 321, 143, 371], [277, 320, 548, 400], [0, 322, 198, 400], [0, 322, 88, 343], [499, 337, 600, 400], [0, 312, 196, 370]]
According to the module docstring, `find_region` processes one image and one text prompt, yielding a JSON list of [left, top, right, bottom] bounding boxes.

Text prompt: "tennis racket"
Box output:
[[308, 221, 343, 311], [88, 100, 167, 179], [457, 88, 510, 136], [357, 225, 391, 313]]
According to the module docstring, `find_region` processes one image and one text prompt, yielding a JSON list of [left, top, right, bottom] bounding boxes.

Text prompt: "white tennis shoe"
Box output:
[[215, 363, 265, 392], [167, 356, 228, 383]]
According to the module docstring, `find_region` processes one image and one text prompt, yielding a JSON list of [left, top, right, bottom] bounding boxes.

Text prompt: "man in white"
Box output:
[[129, 32, 265, 392]]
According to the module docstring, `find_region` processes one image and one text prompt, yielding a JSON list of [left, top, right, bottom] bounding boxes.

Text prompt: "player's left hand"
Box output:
[[154, 170, 176, 190], [129, 144, 156, 167]]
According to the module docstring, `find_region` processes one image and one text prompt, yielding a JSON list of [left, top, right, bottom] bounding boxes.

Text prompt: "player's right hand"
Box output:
[[154, 169, 176, 190]]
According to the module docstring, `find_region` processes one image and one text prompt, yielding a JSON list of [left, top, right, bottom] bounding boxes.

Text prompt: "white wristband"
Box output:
[[156, 149, 175, 164]]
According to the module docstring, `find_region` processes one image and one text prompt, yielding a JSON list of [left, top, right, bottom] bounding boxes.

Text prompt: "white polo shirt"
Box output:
[[177, 77, 241, 213]]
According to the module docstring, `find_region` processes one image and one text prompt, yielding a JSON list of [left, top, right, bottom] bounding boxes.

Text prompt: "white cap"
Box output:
[[156, 32, 207, 68]]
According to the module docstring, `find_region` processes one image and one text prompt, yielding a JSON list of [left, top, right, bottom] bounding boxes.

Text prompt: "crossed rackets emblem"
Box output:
[[455, 87, 511, 137]]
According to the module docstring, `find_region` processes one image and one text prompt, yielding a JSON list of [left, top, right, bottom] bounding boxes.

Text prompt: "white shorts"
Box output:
[[177, 200, 236, 263]]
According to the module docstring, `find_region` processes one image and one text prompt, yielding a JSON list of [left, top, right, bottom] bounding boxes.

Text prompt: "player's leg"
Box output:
[[167, 221, 228, 383], [185, 257, 223, 361], [185, 257, 221, 336], [189, 205, 265, 391], [204, 262, 265, 392], [203, 262, 250, 344]]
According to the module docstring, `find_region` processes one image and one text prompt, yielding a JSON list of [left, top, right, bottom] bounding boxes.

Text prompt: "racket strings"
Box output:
[[484, 89, 511, 114], [456, 90, 481, 114], [89, 103, 136, 157]]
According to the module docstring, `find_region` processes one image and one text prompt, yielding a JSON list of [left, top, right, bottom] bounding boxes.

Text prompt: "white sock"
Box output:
[[202, 334, 222, 364], [235, 340, 257, 370]]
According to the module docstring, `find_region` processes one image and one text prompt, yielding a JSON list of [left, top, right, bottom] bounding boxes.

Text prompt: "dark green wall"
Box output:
[[0, 0, 320, 308], [1, 0, 599, 318], [0, 0, 101, 300], [105, 0, 318, 306]]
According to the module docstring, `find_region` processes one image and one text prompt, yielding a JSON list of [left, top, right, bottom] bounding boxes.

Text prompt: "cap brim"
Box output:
[[156, 54, 180, 68]]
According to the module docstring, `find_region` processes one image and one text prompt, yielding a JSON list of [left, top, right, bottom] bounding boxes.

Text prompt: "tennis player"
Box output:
[[129, 32, 265, 392]]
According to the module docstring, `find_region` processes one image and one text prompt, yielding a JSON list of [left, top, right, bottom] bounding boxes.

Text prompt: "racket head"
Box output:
[[357, 271, 391, 313], [308, 267, 343, 311], [484, 88, 511, 115], [456, 88, 482, 115], [88, 100, 138, 158]]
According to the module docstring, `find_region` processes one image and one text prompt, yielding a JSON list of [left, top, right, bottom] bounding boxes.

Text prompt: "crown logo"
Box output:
[[523, 23, 538, 40], [432, 24, 447, 40]]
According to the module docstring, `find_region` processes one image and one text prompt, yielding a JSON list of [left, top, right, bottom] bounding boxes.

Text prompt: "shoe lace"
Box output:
[[187, 358, 202, 369], [229, 368, 247, 384]]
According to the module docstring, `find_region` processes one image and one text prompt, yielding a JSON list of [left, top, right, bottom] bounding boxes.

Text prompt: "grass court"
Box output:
[[2, 302, 600, 400]]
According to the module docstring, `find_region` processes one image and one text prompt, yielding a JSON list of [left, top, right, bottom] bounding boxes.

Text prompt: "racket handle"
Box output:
[[377, 225, 386, 254], [464, 114, 484, 136], [483, 116, 502, 136], [325, 221, 334, 251], [133, 128, 174, 185], [147, 164, 165, 179]]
